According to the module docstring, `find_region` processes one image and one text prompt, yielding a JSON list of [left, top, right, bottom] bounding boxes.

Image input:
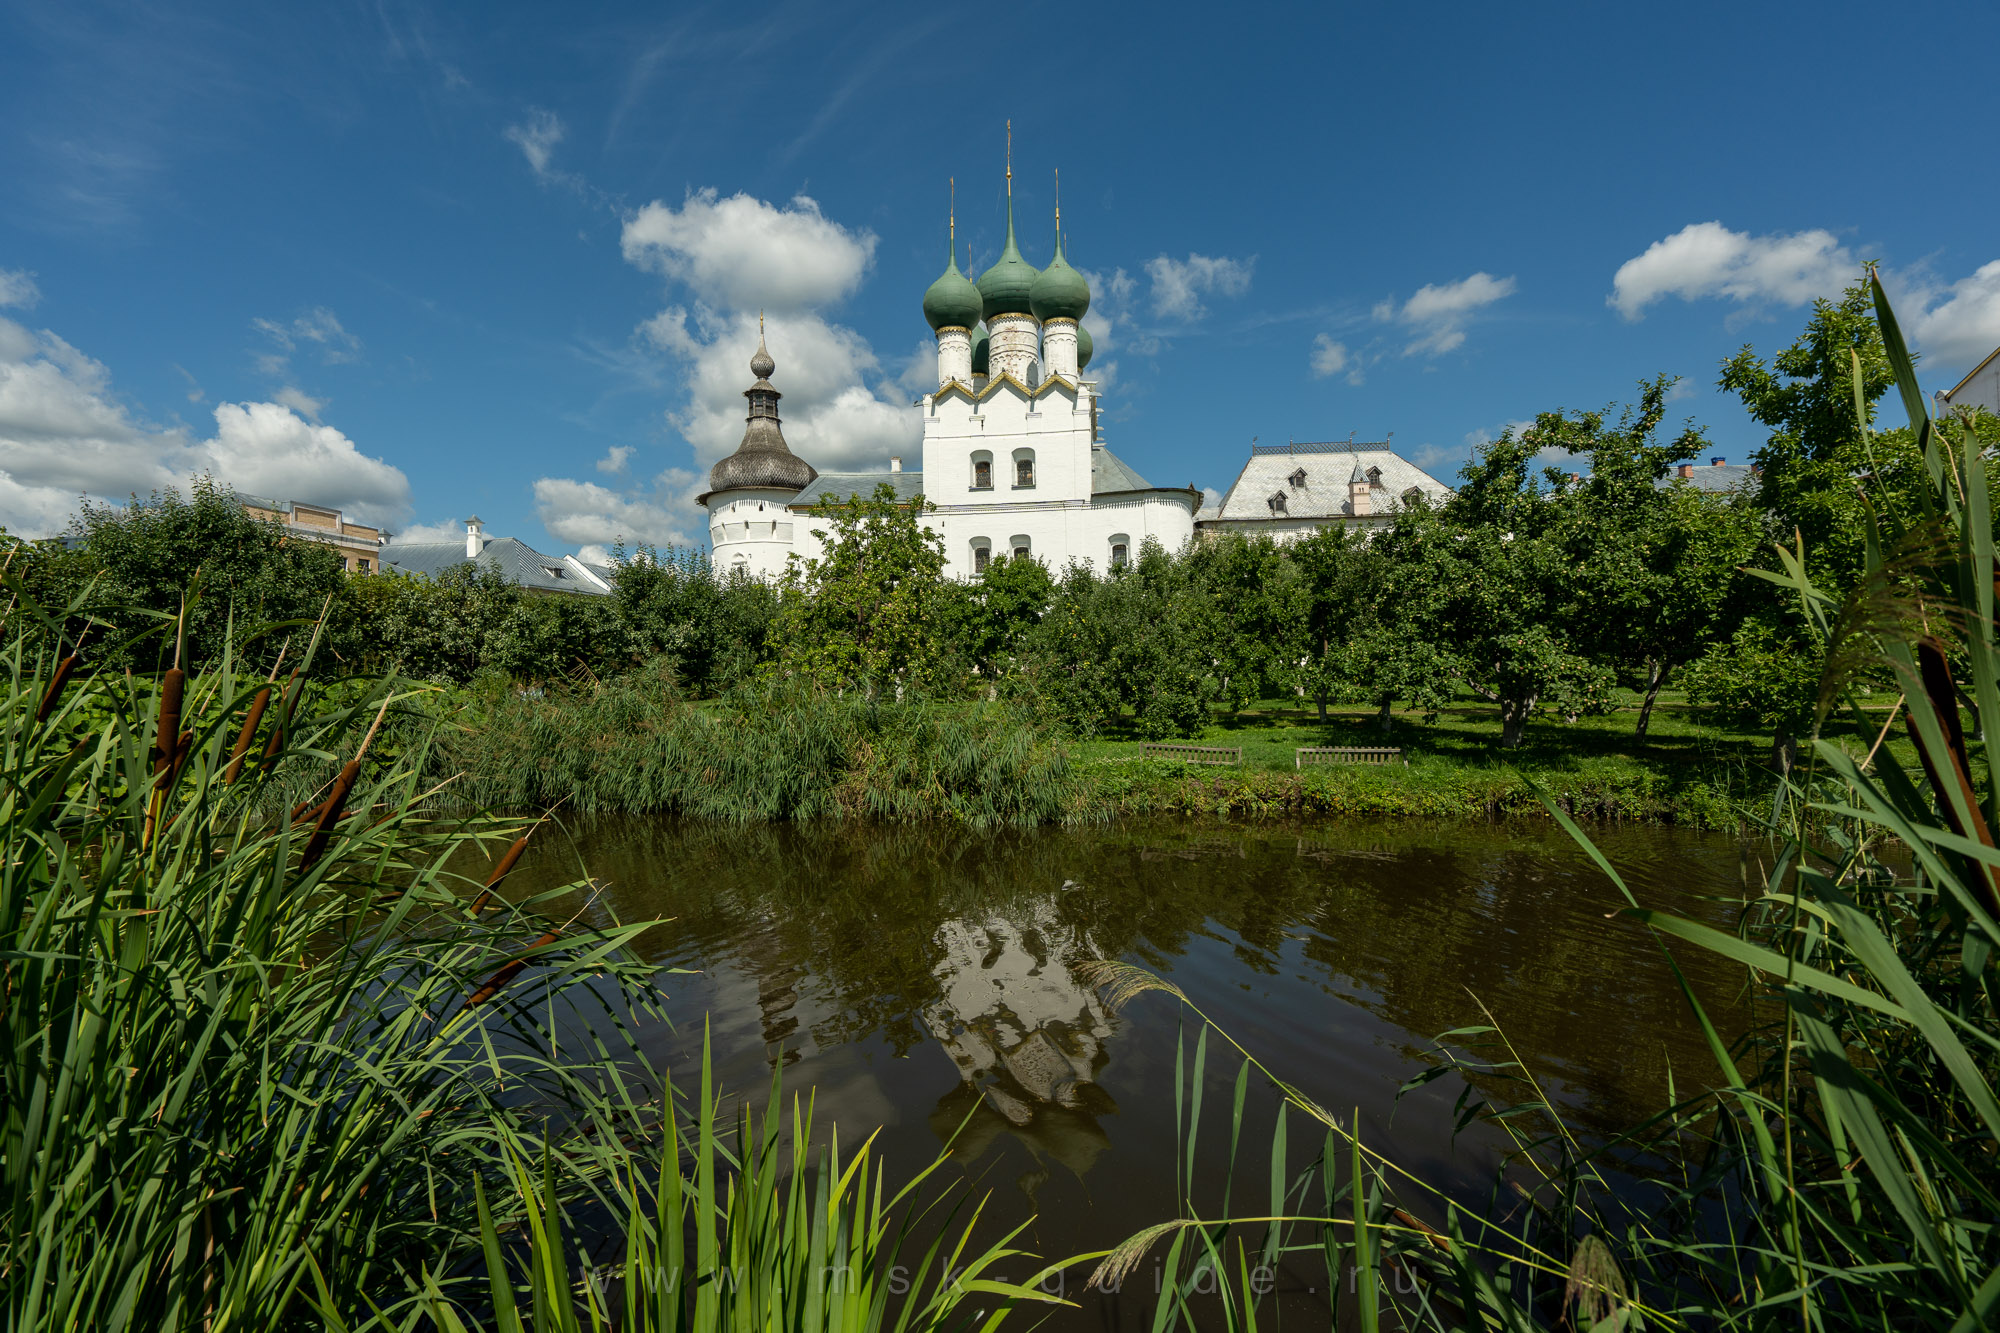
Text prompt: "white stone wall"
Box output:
[[985, 313, 1040, 384], [1041, 318, 1079, 381], [935, 327, 972, 386], [924, 377, 1094, 505], [707, 486, 804, 580]]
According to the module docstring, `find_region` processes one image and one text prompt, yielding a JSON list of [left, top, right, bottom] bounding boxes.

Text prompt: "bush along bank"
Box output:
[[430, 669, 1755, 829]]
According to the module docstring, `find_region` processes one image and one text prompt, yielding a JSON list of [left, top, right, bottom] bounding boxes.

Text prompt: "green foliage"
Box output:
[[446, 1031, 1063, 1332], [436, 665, 1084, 828], [0, 579, 666, 1330], [770, 484, 964, 694], [22, 475, 347, 672]]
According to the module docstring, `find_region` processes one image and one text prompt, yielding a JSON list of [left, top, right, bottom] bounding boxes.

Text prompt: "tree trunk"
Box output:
[[1376, 695, 1394, 734], [1314, 689, 1328, 724], [1634, 658, 1668, 742], [1500, 694, 1535, 748]]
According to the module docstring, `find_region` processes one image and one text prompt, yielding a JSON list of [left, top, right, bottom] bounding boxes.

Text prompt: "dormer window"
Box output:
[[1288, 467, 1307, 488], [1268, 491, 1288, 515], [1366, 465, 1383, 488]]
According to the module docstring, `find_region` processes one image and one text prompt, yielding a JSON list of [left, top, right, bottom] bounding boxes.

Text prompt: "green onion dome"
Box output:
[[1075, 322, 1094, 369], [976, 199, 1040, 321], [971, 327, 990, 375], [1030, 233, 1090, 323], [922, 250, 982, 332]]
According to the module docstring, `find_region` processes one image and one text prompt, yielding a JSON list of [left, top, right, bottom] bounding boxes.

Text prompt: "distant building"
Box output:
[[1658, 456, 1757, 494], [381, 518, 617, 596], [239, 495, 387, 572], [1195, 440, 1453, 542], [1937, 346, 2000, 419]]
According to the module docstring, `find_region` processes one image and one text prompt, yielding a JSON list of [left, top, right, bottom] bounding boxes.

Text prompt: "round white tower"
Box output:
[[700, 319, 817, 580]]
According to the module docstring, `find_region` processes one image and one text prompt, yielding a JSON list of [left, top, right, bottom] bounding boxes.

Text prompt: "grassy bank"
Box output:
[[433, 671, 1855, 828]]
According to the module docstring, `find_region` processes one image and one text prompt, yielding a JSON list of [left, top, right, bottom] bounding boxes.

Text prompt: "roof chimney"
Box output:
[[1676, 463, 1694, 479], [1711, 456, 1725, 467], [466, 516, 486, 559], [889, 456, 902, 473]]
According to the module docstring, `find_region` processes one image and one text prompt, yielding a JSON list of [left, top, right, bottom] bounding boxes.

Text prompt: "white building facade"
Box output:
[[701, 166, 1198, 580]]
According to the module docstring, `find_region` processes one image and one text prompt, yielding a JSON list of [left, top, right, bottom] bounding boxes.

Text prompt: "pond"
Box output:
[[506, 817, 1757, 1327]]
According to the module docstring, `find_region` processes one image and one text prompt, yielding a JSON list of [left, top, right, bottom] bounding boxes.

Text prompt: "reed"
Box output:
[[1077, 269, 2000, 1328], [0, 581, 667, 1330], [436, 1027, 1066, 1332], [434, 668, 1086, 828]]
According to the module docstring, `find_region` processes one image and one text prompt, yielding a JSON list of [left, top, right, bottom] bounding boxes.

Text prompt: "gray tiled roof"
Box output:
[[1659, 462, 1757, 494], [790, 471, 928, 505], [380, 537, 613, 595], [1208, 443, 1452, 522]]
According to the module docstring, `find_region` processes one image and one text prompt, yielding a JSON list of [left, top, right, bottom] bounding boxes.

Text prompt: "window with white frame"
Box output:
[[1109, 533, 1131, 569], [971, 450, 993, 490], [1012, 449, 1035, 488], [1010, 534, 1031, 560], [971, 539, 992, 574]]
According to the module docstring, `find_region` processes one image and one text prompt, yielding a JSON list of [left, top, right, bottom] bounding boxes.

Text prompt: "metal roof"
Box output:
[[380, 537, 613, 595], [790, 471, 928, 506], [1208, 446, 1451, 522], [1658, 462, 1757, 494], [1091, 446, 1157, 494]]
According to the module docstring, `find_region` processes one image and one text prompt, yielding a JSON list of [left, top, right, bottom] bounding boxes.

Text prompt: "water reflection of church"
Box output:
[[919, 906, 1119, 1177]]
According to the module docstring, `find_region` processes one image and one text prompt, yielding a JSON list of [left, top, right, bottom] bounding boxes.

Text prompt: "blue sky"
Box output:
[[2, 0, 1996, 552]]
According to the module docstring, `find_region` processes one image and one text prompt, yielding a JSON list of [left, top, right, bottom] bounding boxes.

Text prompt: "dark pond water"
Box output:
[[504, 817, 1757, 1327]]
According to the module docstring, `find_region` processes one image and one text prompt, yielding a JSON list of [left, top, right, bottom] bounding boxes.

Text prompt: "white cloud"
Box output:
[[1309, 333, 1364, 385], [0, 270, 40, 310], [272, 385, 325, 421], [504, 108, 565, 179], [1377, 273, 1516, 356], [1908, 260, 2000, 367], [532, 468, 703, 550], [621, 190, 875, 311], [1609, 222, 1853, 320], [1200, 485, 1224, 513], [253, 307, 361, 377], [596, 444, 634, 474], [388, 518, 469, 546], [0, 318, 410, 535], [1145, 253, 1254, 321]]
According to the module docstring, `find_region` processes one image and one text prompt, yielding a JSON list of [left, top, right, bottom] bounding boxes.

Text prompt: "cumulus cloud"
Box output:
[[1908, 260, 2000, 367], [622, 190, 876, 312], [0, 318, 409, 535], [1609, 222, 1853, 320], [0, 270, 40, 310], [539, 190, 921, 551], [504, 108, 565, 179], [532, 468, 703, 550], [1146, 253, 1254, 321], [1375, 273, 1516, 356]]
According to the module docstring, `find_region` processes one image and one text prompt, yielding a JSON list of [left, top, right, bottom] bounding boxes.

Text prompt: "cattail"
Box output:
[[297, 759, 361, 872], [1903, 636, 2000, 917], [460, 930, 560, 1011], [261, 670, 300, 769], [151, 668, 185, 776], [467, 835, 531, 914], [35, 655, 79, 724], [223, 686, 271, 784]]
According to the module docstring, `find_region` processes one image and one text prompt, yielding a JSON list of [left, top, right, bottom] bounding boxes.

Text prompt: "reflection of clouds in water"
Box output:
[[921, 906, 1117, 1177]]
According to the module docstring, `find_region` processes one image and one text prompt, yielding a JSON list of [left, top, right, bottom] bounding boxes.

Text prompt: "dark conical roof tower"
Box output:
[[704, 315, 818, 497]]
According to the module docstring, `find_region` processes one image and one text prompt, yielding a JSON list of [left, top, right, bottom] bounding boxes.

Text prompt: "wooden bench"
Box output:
[[1296, 746, 1405, 768], [1142, 743, 1242, 766]]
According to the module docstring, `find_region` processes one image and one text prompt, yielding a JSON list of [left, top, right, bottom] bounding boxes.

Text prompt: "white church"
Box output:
[[700, 163, 1450, 579]]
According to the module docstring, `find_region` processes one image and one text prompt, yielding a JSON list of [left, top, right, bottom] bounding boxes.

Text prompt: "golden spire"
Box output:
[[949, 177, 956, 260], [1005, 120, 1012, 199], [1054, 167, 1061, 242]]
